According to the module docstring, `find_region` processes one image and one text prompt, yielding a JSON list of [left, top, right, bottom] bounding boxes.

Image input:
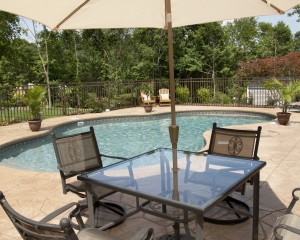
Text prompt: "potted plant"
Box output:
[[27, 86, 46, 131], [264, 78, 300, 125], [140, 83, 154, 112]]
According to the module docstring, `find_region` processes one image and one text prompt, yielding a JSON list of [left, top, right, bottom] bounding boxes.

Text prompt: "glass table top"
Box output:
[[79, 148, 266, 212]]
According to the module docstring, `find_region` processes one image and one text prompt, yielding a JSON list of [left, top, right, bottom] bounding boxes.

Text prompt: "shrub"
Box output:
[[266, 96, 278, 107], [114, 93, 137, 108], [196, 88, 211, 103], [211, 92, 231, 104], [176, 86, 190, 104]]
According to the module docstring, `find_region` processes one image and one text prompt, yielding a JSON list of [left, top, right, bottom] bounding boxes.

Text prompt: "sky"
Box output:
[[256, 9, 299, 34]]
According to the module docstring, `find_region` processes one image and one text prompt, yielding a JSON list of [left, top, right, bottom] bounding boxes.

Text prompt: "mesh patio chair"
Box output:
[[0, 191, 154, 240], [269, 188, 300, 240], [184, 122, 262, 224], [158, 88, 171, 106], [52, 126, 137, 228]]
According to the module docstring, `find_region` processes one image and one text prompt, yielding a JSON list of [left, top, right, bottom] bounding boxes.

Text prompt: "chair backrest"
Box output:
[[140, 91, 151, 102], [0, 192, 78, 240], [208, 122, 262, 160], [52, 126, 102, 179], [159, 88, 169, 96]]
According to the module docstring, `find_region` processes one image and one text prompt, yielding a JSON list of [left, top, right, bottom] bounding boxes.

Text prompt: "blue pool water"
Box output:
[[0, 111, 274, 172]]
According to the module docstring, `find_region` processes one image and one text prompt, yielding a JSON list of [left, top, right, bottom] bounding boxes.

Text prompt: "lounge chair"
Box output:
[[140, 91, 156, 106], [289, 101, 300, 110], [0, 191, 154, 240], [52, 126, 137, 228], [184, 122, 262, 224], [268, 188, 300, 240], [159, 88, 171, 106]]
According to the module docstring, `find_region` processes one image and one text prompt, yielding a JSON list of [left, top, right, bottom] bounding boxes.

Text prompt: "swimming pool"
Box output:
[[0, 111, 274, 172]]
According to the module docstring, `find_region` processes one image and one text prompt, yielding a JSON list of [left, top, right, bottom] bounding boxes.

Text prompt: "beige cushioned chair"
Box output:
[[159, 88, 171, 106], [140, 91, 156, 106]]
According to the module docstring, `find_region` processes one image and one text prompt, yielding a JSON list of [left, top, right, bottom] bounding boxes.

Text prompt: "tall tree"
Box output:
[[131, 28, 168, 80], [256, 22, 275, 58], [225, 18, 258, 61], [294, 31, 300, 52], [273, 21, 293, 56], [288, 5, 300, 21]]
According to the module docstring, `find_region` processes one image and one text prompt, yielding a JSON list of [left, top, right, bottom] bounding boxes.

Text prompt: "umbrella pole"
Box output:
[[165, 0, 179, 202]]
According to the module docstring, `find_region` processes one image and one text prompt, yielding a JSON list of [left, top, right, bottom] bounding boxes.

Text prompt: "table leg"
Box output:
[[173, 222, 180, 240], [252, 172, 260, 240], [195, 214, 204, 240], [85, 183, 95, 227]]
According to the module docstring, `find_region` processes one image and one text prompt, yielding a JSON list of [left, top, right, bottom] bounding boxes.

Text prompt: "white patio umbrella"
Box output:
[[0, 0, 299, 202]]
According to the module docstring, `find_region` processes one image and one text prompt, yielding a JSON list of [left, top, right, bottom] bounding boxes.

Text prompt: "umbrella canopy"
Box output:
[[0, 0, 299, 203], [0, 0, 299, 30]]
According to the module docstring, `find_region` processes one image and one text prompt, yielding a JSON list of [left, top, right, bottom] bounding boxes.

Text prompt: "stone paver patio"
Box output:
[[1, 106, 300, 240]]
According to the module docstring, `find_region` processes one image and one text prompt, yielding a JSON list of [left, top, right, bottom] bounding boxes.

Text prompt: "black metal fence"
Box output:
[[0, 77, 294, 125]]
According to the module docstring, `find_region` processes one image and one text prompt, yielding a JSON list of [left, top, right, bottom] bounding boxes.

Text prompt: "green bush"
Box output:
[[196, 88, 211, 103], [266, 96, 278, 106], [11, 95, 28, 107], [211, 92, 231, 104], [176, 86, 190, 104], [0, 118, 8, 126], [114, 93, 137, 107], [82, 92, 99, 111]]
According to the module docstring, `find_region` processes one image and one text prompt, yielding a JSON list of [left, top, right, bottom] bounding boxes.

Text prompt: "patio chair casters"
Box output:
[[204, 196, 250, 225]]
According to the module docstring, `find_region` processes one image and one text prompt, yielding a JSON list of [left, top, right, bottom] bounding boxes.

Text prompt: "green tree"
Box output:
[[225, 18, 258, 61], [293, 31, 300, 52], [0, 12, 21, 56], [131, 28, 168, 80], [273, 21, 293, 56], [288, 5, 300, 21], [256, 22, 275, 58]]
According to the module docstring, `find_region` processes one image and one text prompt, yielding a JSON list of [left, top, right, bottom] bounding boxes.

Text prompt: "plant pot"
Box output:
[[276, 112, 291, 126], [28, 119, 42, 131], [144, 105, 153, 113]]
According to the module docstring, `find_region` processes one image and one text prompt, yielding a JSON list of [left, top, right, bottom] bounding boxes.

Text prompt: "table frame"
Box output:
[[78, 148, 265, 240]]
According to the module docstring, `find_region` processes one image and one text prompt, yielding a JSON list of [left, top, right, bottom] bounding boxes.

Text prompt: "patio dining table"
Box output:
[[78, 148, 266, 240]]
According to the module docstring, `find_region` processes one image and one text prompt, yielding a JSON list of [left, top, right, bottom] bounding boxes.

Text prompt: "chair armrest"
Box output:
[[197, 149, 208, 154], [39, 202, 80, 223], [131, 227, 154, 240], [58, 167, 82, 175], [100, 153, 129, 161], [287, 188, 300, 213], [274, 223, 300, 240]]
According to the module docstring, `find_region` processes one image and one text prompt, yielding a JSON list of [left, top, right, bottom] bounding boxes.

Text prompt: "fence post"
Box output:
[[62, 84, 67, 115], [6, 88, 11, 124], [237, 78, 241, 107], [190, 78, 193, 105]]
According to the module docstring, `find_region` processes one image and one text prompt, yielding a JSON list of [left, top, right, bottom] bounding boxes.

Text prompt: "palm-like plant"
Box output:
[[264, 78, 300, 113], [27, 86, 46, 120]]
